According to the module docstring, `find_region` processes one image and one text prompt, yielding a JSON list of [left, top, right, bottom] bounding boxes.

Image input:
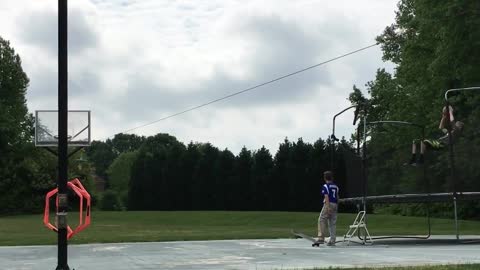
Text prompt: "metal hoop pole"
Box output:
[[362, 116, 367, 212], [331, 105, 357, 170], [444, 87, 480, 101], [57, 0, 69, 269], [443, 86, 480, 242]]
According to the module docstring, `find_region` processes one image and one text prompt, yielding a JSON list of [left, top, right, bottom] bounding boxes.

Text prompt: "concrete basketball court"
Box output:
[[1, 236, 480, 270]]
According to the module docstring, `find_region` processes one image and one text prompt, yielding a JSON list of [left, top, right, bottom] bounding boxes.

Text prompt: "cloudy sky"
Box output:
[[0, 0, 398, 154]]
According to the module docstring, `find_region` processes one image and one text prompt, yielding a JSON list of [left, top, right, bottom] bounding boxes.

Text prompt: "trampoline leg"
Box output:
[[453, 196, 459, 241]]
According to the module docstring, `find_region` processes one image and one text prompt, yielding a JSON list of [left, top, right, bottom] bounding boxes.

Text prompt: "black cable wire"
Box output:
[[108, 43, 379, 138]]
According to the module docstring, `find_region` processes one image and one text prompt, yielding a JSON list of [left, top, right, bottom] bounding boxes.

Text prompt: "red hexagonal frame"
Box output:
[[43, 178, 91, 239]]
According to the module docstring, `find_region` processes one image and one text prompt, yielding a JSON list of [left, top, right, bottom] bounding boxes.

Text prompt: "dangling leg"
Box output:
[[417, 141, 426, 164], [419, 138, 446, 165], [406, 140, 418, 165]]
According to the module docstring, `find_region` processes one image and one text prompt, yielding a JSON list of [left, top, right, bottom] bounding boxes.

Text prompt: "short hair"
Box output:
[[323, 171, 333, 181]]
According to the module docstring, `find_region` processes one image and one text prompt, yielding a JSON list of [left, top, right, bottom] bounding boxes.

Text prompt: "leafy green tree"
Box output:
[[162, 140, 187, 210], [286, 138, 313, 210], [251, 146, 274, 210], [0, 145, 58, 213], [229, 147, 253, 210], [272, 138, 292, 210], [178, 142, 201, 209], [100, 190, 122, 211], [106, 150, 139, 206], [0, 37, 48, 213], [86, 134, 145, 190], [213, 148, 235, 210], [110, 133, 145, 155], [190, 143, 220, 210], [128, 134, 185, 210], [0, 37, 30, 152], [86, 140, 116, 181]]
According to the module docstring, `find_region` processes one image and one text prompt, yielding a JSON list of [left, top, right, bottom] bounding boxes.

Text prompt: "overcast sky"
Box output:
[[0, 0, 398, 154]]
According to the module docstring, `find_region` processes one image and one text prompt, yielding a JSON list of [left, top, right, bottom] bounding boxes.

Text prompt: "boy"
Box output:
[[316, 171, 339, 246], [407, 105, 464, 165]]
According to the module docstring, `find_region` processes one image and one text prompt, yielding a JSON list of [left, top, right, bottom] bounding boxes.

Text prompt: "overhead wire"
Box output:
[[107, 42, 379, 139]]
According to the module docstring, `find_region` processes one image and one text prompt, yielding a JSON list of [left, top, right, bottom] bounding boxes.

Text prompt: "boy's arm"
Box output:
[[439, 106, 455, 130], [324, 194, 330, 203]]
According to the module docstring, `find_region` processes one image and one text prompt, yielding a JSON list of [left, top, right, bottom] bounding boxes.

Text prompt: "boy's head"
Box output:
[[323, 171, 333, 182]]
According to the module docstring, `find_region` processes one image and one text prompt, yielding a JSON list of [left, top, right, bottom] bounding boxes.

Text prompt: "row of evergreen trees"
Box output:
[[87, 133, 352, 212]]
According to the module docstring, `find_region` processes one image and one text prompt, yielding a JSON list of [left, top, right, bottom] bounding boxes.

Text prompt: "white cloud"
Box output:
[[0, 0, 398, 154]]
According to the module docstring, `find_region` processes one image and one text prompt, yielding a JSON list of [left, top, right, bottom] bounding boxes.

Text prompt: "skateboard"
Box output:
[[291, 230, 323, 247]]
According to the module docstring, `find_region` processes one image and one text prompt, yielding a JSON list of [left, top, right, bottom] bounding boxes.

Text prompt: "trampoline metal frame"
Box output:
[[331, 106, 434, 242], [444, 86, 480, 240], [360, 119, 432, 241], [336, 86, 480, 244]]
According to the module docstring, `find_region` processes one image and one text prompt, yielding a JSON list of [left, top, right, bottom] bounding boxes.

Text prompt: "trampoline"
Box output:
[[332, 86, 480, 243], [341, 192, 480, 204]]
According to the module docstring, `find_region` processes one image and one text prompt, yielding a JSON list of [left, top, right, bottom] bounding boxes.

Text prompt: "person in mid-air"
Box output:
[[316, 171, 339, 246], [407, 105, 464, 166]]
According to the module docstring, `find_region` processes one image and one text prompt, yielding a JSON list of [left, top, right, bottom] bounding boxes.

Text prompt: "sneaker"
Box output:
[[404, 155, 416, 166], [312, 241, 324, 247], [326, 241, 335, 246], [404, 161, 419, 166], [314, 239, 324, 245], [417, 155, 424, 165]]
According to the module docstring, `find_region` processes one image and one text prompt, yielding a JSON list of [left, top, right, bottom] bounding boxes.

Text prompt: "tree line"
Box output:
[[87, 133, 352, 212]]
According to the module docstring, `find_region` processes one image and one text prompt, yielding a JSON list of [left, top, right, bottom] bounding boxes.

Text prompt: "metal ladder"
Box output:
[[344, 211, 373, 245]]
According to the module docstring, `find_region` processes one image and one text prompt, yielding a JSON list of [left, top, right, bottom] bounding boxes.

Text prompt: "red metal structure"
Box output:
[[44, 178, 91, 239]]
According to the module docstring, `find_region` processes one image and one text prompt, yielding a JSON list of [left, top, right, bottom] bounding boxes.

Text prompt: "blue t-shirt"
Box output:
[[322, 182, 339, 203]]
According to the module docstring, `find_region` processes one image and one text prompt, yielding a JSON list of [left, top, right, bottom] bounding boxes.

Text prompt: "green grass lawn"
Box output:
[[0, 211, 479, 246]]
